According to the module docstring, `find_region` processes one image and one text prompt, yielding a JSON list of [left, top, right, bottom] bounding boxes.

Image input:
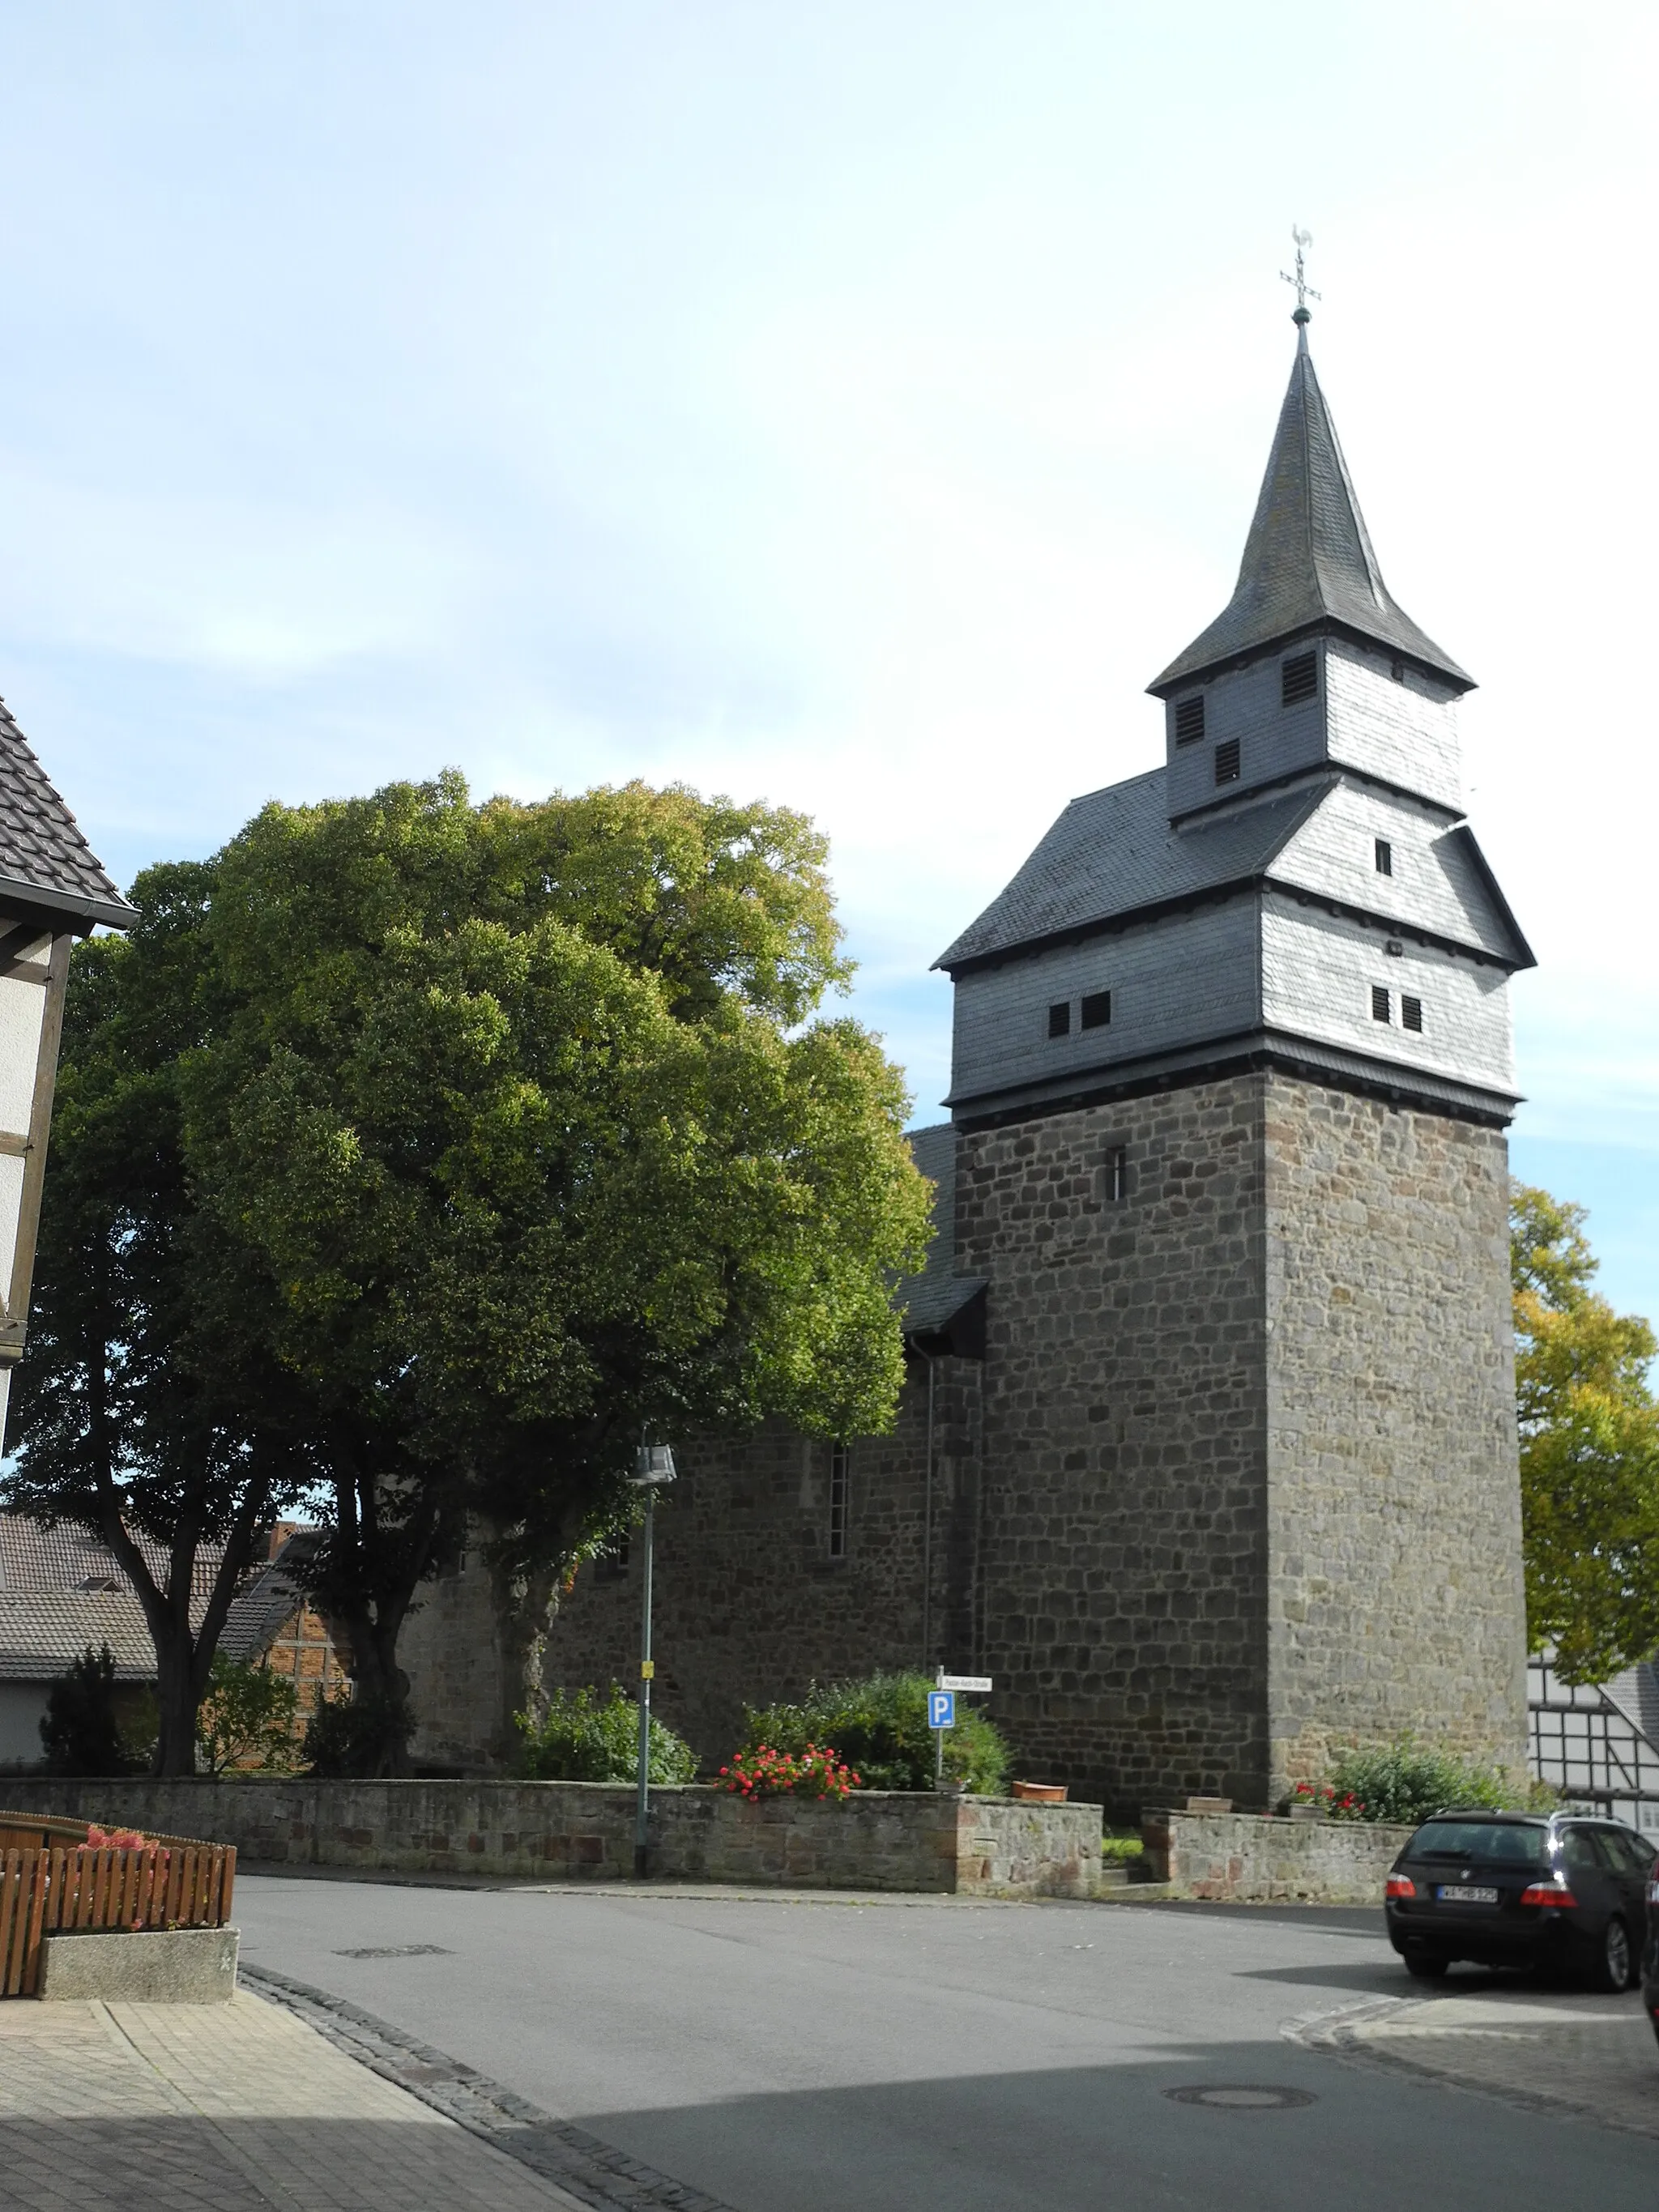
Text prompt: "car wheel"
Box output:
[[1593, 1917, 1637, 1994], [1404, 1949, 1450, 1980]]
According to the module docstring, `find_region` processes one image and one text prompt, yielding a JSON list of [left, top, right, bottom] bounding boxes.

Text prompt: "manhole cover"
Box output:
[[332, 1944, 454, 1959], [1164, 2085, 1317, 2111]]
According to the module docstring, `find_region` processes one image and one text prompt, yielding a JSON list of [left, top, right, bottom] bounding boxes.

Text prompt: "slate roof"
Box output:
[[936, 769, 1322, 972], [1149, 331, 1471, 696], [897, 1123, 984, 1336], [0, 696, 134, 931]]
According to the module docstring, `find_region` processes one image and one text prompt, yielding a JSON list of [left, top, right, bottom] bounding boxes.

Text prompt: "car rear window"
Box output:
[[1407, 1821, 1548, 1868]]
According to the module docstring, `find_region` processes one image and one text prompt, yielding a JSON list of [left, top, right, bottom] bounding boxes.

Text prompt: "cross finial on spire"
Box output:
[[1280, 225, 1320, 330]]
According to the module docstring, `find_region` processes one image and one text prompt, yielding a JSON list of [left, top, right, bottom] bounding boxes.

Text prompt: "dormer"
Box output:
[[1149, 318, 1472, 824]]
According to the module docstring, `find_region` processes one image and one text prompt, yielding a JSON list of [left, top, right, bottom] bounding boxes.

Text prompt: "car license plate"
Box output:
[[1436, 1884, 1498, 1904]]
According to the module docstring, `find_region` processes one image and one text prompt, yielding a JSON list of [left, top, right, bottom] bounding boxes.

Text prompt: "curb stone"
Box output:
[[1282, 1995, 1659, 2142], [241, 1964, 739, 2211]]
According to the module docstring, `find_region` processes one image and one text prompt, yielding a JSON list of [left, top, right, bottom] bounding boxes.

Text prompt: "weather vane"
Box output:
[[1280, 226, 1320, 325]]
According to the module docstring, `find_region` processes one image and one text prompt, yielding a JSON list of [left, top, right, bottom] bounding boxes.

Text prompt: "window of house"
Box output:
[[1375, 838, 1392, 876], [1401, 994, 1423, 1032], [1105, 1145, 1128, 1203], [1371, 985, 1391, 1023], [829, 1443, 851, 1560], [1081, 989, 1111, 1029], [1282, 651, 1318, 705], [1214, 737, 1241, 785], [1048, 1001, 1071, 1038], [1174, 697, 1205, 744]]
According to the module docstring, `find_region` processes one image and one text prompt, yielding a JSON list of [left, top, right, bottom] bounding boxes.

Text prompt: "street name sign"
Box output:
[[937, 1675, 993, 1694]]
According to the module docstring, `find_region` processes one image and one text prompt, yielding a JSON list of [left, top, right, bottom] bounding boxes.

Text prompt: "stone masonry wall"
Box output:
[[9, 1777, 1101, 1899], [1264, 1076, 1527, 1789], [410, 1352, 987, 1776], [1141, 1806, 1415, 1903], [954, 1075, 1272, 1817]]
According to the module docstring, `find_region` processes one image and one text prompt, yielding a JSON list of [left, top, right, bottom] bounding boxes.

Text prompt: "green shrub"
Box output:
[[514, 1685, 697, 1784], [196, 1656, 300, 1774], [304, 1689, 414, 1777], [1300, 1739, 1551, 1826], [41, 1645, 139, 1776], [1101, 1832, 1145, 1863], [735, 1672, 1010, 1795]]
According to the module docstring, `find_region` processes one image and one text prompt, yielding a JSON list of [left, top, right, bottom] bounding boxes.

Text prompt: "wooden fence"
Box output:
[[0, 1811, 236, 1998]]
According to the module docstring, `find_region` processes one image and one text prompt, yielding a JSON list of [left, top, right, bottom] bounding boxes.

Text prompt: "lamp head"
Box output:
[[630, 1443, 677, 1489]]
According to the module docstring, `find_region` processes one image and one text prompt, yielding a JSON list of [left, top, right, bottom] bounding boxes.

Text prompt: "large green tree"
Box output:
[[3, 866, 309, 1774], [1512, 1181, 1659, 1682], [12, 774, 930, 1771]]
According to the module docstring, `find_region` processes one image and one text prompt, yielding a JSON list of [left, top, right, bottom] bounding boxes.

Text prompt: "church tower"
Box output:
[[937, 305, 1532, 1809]]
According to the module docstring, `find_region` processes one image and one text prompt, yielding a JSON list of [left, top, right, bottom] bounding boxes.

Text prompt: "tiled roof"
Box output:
[[0, 697, 135, 931], [1149, 334, 1470, 695], [898, 1123, 984, 1336], [0, 1592, 160, 1680], [936, 769, 1321, 971], [0, 1517, 224, 1599], [0, 1515, 314, 1682]]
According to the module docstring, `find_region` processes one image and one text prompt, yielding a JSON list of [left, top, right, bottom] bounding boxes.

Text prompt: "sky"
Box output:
[[0, 2, 1655, 1317]]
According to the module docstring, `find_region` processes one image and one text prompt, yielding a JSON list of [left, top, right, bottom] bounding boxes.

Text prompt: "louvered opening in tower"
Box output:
[[1281, 650, 1318, 705], [1174, 697, 1205, 744], [1213, 738, 1241, 785]]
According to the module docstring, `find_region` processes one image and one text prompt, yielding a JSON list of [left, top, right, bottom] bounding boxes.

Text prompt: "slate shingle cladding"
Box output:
[[1149, 329, 1469, 694], [0, 696, 133, 931]]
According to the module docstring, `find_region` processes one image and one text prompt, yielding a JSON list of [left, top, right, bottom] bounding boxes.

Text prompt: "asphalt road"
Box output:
[[236, 1876, 1659, 2211]]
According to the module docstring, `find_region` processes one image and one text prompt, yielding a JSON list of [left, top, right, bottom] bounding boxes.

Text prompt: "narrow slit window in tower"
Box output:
[[1282, 651, 1318, 705], [1174, 697, 1205, 744], [1081, 989, 1111, 1029], [593, 1536, 630, 1585], [1214, 738, 1241, 785], [1047, 1001, 1071, 1038], [1375, 838, 1392, 876], [828, 1444, 851, 1560], [1371, 985, 1391, 1022], [1105, 1145, 1128, 1203], [1401, 995, 1423, 1032]]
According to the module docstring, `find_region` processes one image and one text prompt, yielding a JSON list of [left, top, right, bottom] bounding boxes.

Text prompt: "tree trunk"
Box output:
[[491, 1553, 563, 1769]]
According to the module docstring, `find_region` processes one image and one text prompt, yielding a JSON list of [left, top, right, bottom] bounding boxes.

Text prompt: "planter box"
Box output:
[[1141, 1807, 1416, 1903], [11, 1779, 1103, 1900], [38, 1925, 240, 2004], [0, 1812, 237, 1997]]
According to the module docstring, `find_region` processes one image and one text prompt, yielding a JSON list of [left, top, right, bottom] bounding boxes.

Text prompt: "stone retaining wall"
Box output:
[[1142, 1807, 1414, 1902], [13, 1779, 1101, 1899]]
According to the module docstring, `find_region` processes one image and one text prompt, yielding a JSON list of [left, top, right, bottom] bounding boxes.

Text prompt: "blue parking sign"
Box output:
[[928, 1690, 955, 1730]]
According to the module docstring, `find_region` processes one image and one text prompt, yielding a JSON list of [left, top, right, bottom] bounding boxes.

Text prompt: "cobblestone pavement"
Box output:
[[1290, 1984, 1659, 2139], [0, 1987, 590, 2212]]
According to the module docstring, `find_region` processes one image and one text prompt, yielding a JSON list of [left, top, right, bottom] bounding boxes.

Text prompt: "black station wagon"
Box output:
[[1385, 1809, 1656, 1990]]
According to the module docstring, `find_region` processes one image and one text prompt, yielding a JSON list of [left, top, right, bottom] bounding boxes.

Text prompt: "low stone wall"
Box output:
[[1142, 1807, 1414, 1903], [13, 1779, 1101, 1899]]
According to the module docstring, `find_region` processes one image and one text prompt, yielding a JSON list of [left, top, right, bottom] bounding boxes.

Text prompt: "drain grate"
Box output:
[[1164, 2085, 1317, 2111], [332, 1944, 454, 1959]]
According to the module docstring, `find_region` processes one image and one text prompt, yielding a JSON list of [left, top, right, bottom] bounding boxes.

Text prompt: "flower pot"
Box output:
[[1010, 1781, 1067, 1804]]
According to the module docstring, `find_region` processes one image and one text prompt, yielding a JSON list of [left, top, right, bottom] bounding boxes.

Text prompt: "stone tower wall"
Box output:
[[955, 1075, 1273, 1814], [1263, 1074, 1526, 1789]]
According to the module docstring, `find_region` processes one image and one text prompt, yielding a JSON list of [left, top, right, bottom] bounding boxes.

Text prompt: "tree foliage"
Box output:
[[1512, 1182, 1659, 1682], [9, 773, 929, 1771], [3, 878, 308, 1774]]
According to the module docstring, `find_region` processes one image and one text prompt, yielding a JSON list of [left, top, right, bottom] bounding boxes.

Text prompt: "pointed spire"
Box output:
[[1149, 335, 1472, 695]]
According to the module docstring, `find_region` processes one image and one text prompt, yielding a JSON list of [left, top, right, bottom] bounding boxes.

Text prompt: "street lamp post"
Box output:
[[629, 1443, 676, 1880], [0, 702, 134, 1454]]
